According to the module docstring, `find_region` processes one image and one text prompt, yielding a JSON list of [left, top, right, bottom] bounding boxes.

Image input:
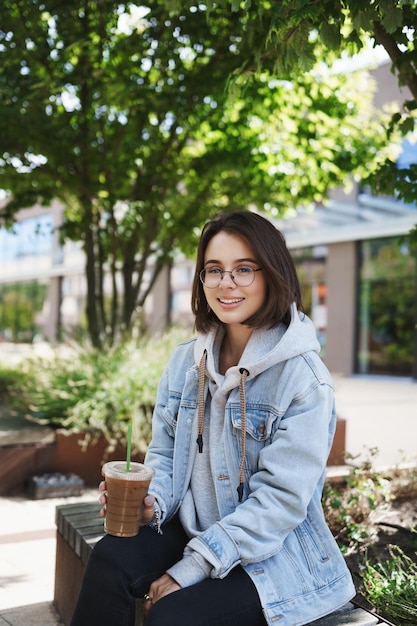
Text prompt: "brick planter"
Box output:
[[328, 418, 346, 466], [0, 428, 145, 494], [53, 430, 145, 486]]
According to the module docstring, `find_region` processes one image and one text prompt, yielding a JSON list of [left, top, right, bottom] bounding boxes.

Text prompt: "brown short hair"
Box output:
[[191, 211, 302, 333]]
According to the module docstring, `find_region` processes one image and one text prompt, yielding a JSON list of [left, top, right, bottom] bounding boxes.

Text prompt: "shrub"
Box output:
[[323, 450, 417, 623], [361, 545, 417, 625], [8, 326, 194, 452], [323, 450, 392, 553], [0, 365, 27, 402]]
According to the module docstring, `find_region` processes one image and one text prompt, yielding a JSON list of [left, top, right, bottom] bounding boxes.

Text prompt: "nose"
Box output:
[[220, 271, 236, 287]]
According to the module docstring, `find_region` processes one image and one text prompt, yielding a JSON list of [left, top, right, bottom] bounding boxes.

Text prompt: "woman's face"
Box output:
[[202, 231, 266, 328]]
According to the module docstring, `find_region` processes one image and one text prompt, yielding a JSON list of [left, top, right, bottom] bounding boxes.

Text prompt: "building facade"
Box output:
[[277, 193, 417, 378]]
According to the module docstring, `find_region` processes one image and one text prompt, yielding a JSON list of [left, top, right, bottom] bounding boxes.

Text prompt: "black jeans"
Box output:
[[70, 517, 267, 626]]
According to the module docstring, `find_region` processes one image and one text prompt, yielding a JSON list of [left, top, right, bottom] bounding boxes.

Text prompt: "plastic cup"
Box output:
[[102, 461, 155, 537]]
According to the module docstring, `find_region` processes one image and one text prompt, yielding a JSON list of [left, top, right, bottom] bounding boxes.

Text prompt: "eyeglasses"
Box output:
[[199, 266, 263, 289]]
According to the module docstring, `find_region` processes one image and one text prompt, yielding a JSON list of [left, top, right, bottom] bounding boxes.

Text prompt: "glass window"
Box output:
[[357, 237, 417, 376], [293, 248, 327, 355], [0, 213, 53, 262]]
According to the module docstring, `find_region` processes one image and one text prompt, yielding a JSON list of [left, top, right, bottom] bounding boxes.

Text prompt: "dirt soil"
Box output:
[[350, 495, 417, 563]]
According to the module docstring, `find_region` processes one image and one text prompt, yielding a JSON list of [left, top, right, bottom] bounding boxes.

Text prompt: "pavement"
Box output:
[[333, 374, 417, 469], [0, 374, 416, 625], [0, 489, 98, 625]]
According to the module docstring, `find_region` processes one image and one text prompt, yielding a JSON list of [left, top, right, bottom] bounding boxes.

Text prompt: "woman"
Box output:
[[71, 210, 355, 626]]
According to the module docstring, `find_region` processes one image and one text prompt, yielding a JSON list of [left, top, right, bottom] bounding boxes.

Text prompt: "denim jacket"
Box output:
[[146, 306, 355, 625]]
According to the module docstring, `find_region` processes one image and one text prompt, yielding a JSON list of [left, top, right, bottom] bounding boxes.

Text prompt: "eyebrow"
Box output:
[[204, 257, 258, 265]]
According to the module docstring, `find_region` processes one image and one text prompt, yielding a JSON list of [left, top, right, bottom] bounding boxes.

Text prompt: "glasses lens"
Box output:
[[200, 269, 220, 288], [233, 266, 255, 286]]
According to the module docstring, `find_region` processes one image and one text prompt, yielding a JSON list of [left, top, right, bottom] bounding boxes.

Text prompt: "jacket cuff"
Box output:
[[187, 521, 241, 578]]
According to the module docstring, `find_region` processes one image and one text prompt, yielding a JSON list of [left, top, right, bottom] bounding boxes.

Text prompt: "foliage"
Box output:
[[172, 0, 417, 244], [323, 450, 417, 622], [190, 1, 417, 99], [0, 1, 397, 347], [323, 450, 393, 553], [0, 365, 27, 402], [361, 545, 417, 625], [387, 462, 417, 501], [7, 326, 193, 452]]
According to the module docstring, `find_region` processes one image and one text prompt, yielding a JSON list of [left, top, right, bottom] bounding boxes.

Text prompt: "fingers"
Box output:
[[99, 497, 106, 517], [99, 486, 154, 522], [150, 574, 180, 600], [143, 575, 180, 616], [99, 480, 107, 517], [145, 494, 155, 508], [141, 494, 156, 526], [143, 593, 152, 617]]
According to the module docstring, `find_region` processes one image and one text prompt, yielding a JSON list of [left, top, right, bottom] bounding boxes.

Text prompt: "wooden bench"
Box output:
[[54, 502, 389, 626]]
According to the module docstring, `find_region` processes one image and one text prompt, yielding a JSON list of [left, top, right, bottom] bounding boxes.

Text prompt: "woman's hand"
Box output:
[[98, 480, 156, 525], [143, 574, 180, 616], [99, 480, 107, 517]]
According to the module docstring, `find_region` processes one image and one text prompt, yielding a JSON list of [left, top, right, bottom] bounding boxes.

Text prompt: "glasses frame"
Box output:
[[199, 266, 263, 289]]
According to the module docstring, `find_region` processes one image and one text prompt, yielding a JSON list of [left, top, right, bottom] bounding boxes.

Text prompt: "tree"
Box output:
[[0, 1, 393, 347], [187, 1, 417, 223], [265, 0, 417, 217]]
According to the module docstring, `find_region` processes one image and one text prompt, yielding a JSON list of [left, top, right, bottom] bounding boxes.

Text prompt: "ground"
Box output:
[[353, 493, 417, 561]]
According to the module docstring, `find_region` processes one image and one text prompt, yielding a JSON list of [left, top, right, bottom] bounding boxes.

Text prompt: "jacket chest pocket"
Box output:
[[230, 406, 280, 468], [161, 394, 197, 438]]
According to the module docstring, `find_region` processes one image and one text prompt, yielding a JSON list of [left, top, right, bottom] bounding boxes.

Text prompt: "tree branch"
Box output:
[[373, 20, 417, 103]]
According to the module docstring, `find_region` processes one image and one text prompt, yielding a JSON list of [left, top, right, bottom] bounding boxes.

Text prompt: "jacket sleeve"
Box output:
[[144, 366, 175, 524], [144, 340, 196, 525]]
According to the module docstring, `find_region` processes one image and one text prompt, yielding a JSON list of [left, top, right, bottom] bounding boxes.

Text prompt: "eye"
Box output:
[[206, 267, 222, 275], [235, 265, 253, 274]]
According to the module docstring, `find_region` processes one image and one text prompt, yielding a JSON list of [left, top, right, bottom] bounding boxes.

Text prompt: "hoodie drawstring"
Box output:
[[196, 351, 249, 502], [237, 367, 249, 502], [196, 350, 207, 453]]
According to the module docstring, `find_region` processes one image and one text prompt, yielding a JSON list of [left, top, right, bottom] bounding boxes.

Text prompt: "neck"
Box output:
[[219, 325, 253, 374]]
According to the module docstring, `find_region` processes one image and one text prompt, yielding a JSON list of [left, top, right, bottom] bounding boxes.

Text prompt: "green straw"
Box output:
[[126, 422, 132, 472]]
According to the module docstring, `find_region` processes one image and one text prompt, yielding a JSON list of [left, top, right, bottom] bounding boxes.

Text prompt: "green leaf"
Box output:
[[380, 3, 404, 33], [319, 21, 342, 49], [404, 99, 417, 112], [399, 116, 416, 134]]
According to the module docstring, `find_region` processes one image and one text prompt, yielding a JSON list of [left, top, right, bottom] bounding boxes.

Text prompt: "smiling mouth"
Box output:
[[218, 298, 244, 304]]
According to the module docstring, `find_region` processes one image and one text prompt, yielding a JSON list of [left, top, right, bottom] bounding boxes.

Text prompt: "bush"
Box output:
[[7, 326, 194, 453], [361, 545, 417, 625], [322, 450, 392, 554], [323, 451, 417, 624], [0, 365, 27, 402]]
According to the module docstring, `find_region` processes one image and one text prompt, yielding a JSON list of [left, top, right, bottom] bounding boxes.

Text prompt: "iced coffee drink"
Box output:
[[102, 461, 155, 537]]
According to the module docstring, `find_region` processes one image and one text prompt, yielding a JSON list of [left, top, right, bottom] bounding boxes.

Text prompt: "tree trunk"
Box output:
[[84, 221, 102, 349]]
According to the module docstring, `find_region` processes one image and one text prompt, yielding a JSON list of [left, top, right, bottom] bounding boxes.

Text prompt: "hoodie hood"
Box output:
[[194, 303, 320, 389]]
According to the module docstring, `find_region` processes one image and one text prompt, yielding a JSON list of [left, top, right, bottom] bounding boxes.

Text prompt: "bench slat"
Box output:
[[309, 603, 380, 625]]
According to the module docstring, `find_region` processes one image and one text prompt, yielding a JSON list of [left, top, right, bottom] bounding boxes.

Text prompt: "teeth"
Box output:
[[219, 298, 243, 304]]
